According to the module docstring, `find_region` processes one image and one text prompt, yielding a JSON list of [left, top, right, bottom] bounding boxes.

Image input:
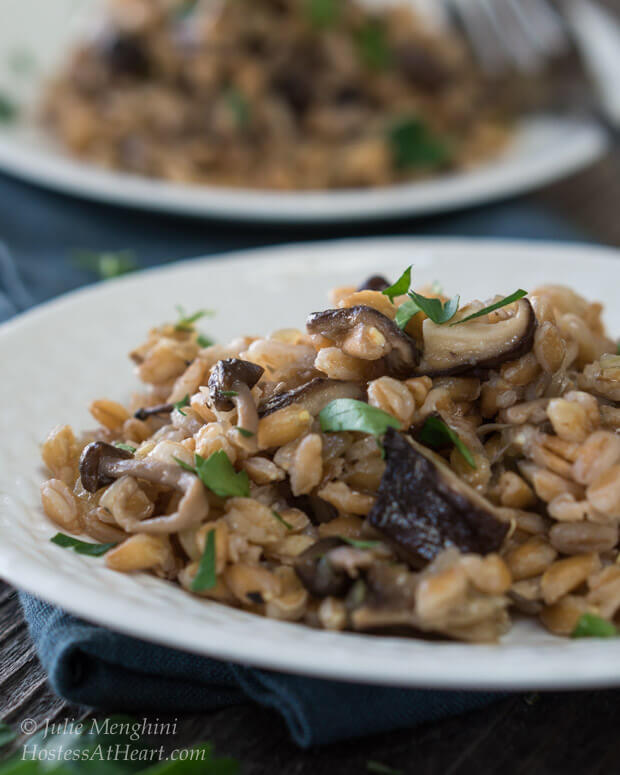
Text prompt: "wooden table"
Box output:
[[1, 119, 619, 775]]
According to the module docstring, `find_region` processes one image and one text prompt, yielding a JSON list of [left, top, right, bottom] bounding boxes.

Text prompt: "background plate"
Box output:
[[0, 237, 619, 689], [0, 0, 608, 222]]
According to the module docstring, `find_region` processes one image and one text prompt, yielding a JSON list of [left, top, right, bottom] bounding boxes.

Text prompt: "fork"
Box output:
[[442, 0, 620, 134]]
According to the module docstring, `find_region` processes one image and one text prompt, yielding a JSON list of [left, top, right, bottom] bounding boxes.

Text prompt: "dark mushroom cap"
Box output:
[[97, 29, 150, 78], [368, 429, 509, 568], [134, 402, 174, 421], [79, 441, 133, 493], [208, 358, 265, 411], [417, 298, 537, 378], [294, 537, 353, 598], [306, 305, 420, 378], [357, 275, 390, 292], [258, 377, 363, 418]]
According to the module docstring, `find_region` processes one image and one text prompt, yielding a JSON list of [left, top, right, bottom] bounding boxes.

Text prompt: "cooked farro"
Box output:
[[41, 271, 619, 642]]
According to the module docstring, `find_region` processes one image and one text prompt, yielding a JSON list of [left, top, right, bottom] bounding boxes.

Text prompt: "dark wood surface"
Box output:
[[1, 29, 620, 772]]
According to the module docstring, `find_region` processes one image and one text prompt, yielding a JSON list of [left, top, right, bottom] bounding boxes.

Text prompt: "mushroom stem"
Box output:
[[231, 383, 259, 451]]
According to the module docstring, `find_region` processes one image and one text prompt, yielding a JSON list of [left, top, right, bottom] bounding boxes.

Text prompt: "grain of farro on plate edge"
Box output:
[[40, 267, 620, 643]]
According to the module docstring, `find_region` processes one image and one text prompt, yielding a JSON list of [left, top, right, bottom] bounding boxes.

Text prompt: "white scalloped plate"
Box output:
[[0, 0, 608, 222], [1, 238, 620, 689]]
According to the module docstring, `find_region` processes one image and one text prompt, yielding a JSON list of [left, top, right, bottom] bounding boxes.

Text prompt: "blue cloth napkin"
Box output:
[[0, 170, 587, 747]]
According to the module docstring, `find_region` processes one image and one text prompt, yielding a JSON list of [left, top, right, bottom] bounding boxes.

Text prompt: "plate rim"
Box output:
[[2, 236, 620, 691]]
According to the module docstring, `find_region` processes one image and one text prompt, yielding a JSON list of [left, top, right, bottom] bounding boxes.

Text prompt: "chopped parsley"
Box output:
[[174, 305, 214, 332], [235, 427, 255, 438], [306, 0, 340, 27], [388, 117, 450, 170], [197, 333, 214, 348], [176, 451, 250, 499], [381, 265, 411, 302], [225, 88, 251, 129], [572, 612, 617, 639], [405, 289, 460, 325], [419, 416, 477, 469], [339, 536, 380, 550], [451, 289, 528, 326], [319, 398, 400, 437], [173, 394, 191, 416], [191, 529, 217, 592], [272, 510, 293, 530], [0, 93, 17, 123], [51, 533, 117, 556], [221, 390, 239, 398], [114, 442, 137, 454], [394, 297, 422, 330], [72, 249, 138, 280], [356, 20, 392, 70]]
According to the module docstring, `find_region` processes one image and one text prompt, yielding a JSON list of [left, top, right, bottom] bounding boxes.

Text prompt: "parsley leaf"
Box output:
[[235, 427, 255, 438], [192, 529, 217, 592], [175, 305, 214, 332], [394, 297, 421, 330], [0, 722, 16, 748], [197, 334, 214, 348], [306, 0, 340, 27], [451, 289, 528, 326], [225, 88, 251, 129], [114, 442, 136, 454], [195, 451, 250, 498], [419, 416, 477, 469], [356, 20, 392, 70], [221, 390, 238, 398], [320, 398, 400, 437], [0, 93, 17, 123], [173, 456, 197, 474], [572, 612, 617, 638], [406, 289, 459, 324], [389, 117, 450, 170], [339, 536, 379, 550], [72, 249, 138, 280], [173, 394, 190, 416], [382, 265, 411, 303], [272, 510, 293, 530], [51, 533, 117, 556]]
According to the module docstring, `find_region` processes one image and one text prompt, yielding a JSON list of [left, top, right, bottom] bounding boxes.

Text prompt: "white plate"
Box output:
[[1, 237, 620, 690], [0, 0, 608, 222]]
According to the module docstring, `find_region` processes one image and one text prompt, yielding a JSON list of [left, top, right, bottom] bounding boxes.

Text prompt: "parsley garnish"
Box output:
[[367, 762, 403, 775], [382, 265, 411, 303], [173, 456, 197, 473], [235, 427, 255, 438], [225, 88, 251, 129], [173, 394, 190, 416], [51, 533, 117, 556], [174, 305, 214, 332], [319, 398, 400, 437], [356, 20, 392, 70], [394, 297, 421, 329], [0, 722, 16, 748], [114, 442, 136, 454], [176, 451, 250, 498], [197, 333, 214, 348], [339, 536, 379, 550], [0, 93, 17, 123], [388, 117, 450, 170], [192, 529, 217, 592], [72, 249, 138, 280], [221, 390, 238, 398], [405, 289, 460, 325], [419, 416, 477, 469], [306, 0, 340, 27], [572, 612, 617, 638], [272, 510, 293, 530], [451, 289, 528, 326]]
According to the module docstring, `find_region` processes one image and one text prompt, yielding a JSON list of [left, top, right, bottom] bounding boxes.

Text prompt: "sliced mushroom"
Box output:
[[294, 537, 353, 598], [349, 564, 418, 632], [368, 429, 509, 568], [417, 298, 536, 378], [259, 377, 363, 418], [357, 275, 390, 292], [306, 306, 420, 378], [79, 442, 208, 534], [208, 358, 264, 443]]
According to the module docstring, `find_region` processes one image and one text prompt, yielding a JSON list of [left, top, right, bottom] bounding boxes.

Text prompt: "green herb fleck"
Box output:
[[451, 289, 528, 326], [394, 297, 421, 330], [572, 612, 617, 638], [235, 427, 255, 438], [419, 415, 477, 469], [225, 88, 251, 129], [191, 529, 217, 592], [319, 398, 400, 437], [51, 533, 116, 556], [616, 341, 620, 355], [306, 0, 340, 27], [406, 288, 459, 325], [114, 442, 136, 454], [339, 536, 379, 550], [197, 334, 214, 348], [173, 0, 199, 19], [72, 249, 138, 280], [0, 93, 17, 123], [175, 305, 214, 332], [195, 451, 250, 498], [0, 722, 16, 748], [356, 20, 392, 70], [174, 456, 197, 474], [272, 510, 293, 530], [173, 394, 191, 416], [382, 265, 411, 303], [367, 761, 403, 775], [221, 390, 238, 398], [389, 117, 450, 170]]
